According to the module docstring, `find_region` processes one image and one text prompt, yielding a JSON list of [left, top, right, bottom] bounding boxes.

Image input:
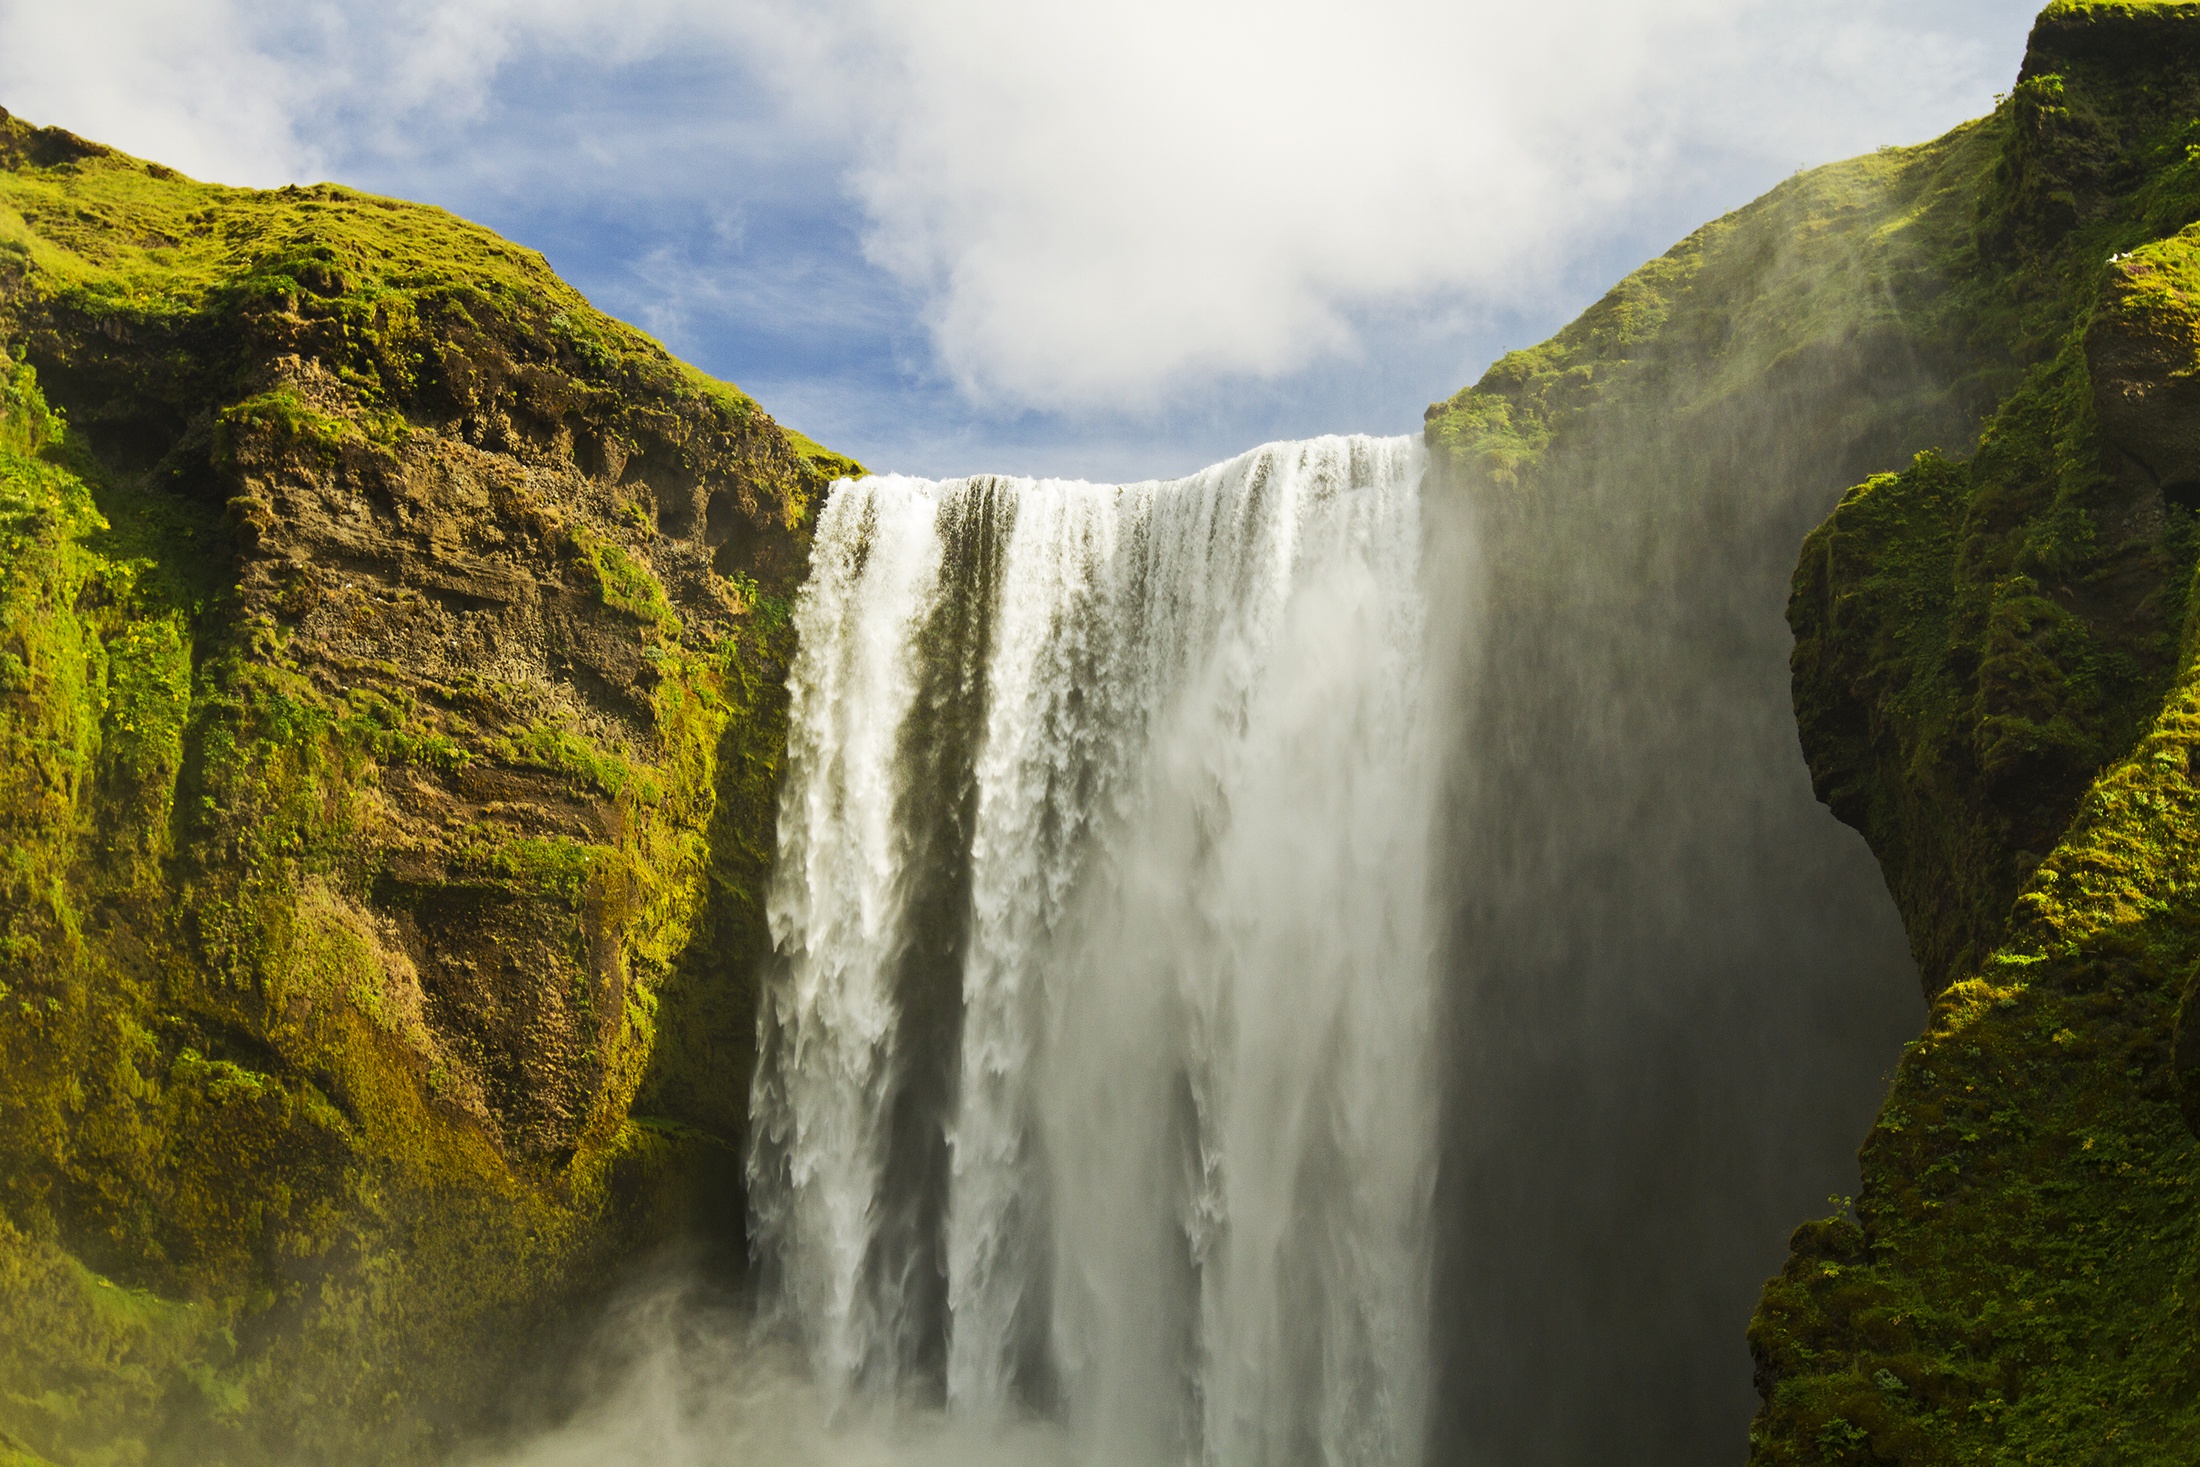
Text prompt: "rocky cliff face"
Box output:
[[15, 1, 2200, 1460], [1423, 2, 2200, 1461], [1421, 96, 2004, 1467], [0, 108, 854, 1464], [1752, 4, 2200, 1461]]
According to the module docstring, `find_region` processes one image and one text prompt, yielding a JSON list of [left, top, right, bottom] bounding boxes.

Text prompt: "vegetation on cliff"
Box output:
[[1419, 42, 2004, 1467], [0, 106, 854, 1464], [1750, 3, 2200, 1461], [1426, 2, 2200, 1460]]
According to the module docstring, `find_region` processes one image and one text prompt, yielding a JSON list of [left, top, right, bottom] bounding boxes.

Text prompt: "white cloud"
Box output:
[[0, 0, 315, 184], [0, 0, 2034, 409], [0, 0, 707, 184], [790, 0, 2029, 408]]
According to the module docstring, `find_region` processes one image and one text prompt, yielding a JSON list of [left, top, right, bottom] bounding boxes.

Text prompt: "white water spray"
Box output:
[[749, 435, 1439, 1467]]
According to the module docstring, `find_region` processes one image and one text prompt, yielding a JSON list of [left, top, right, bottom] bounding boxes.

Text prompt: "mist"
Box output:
[[1419, 233, 1964, 1458], [482, 230, 1954, 1458], [465, 1274, 1077, 1467], [0, 7, 2035, 1463]]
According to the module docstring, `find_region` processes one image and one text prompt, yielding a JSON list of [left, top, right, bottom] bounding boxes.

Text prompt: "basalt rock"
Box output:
[[0, 105, 856, 1464]]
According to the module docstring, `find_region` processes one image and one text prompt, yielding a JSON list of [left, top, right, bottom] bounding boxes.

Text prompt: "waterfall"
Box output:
[[748, 434, 1439, 1467]]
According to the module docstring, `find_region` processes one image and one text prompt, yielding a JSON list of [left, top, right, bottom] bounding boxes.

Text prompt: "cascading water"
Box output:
[[748, 434, 1440, 1467]]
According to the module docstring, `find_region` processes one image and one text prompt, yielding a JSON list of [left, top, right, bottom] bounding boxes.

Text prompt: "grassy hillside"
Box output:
[[0, 107, 853, 1463], [1420, 65, 2008, 1467]]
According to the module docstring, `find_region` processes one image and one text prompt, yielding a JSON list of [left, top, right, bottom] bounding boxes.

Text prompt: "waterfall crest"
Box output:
[[749, 434, 1438, 1466]]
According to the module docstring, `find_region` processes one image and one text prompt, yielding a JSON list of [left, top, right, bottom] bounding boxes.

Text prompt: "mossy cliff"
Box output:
[[1751, 3, 2200, 1460], [1422, 96, 2005, 1467], [0, 107, 855, 1463], [1424, 2, 2200, 1461]]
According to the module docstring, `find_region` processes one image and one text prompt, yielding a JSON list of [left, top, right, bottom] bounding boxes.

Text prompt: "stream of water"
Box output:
[[746, 435, 1440, 1467]]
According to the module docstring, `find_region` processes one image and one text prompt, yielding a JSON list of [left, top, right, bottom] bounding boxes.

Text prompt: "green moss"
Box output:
[[0, 105, 840, 560], [633, 616, 797, 1162], [215, 389, 360, 466], [0, 1212, 249, 1467], [1416, 3, 2200, 1457], [1749, 685, 2200, 1459], [568, 523, 679, 635], [0, 98, 842, 1462], [784, 427, 866, 482], [2037, 0, 2200, 21], [488, 720, 661, 803], [0, 357, 62, 457], [1425, 119, 2011, 489], [1747, 7, 2200, 1460], [0, 150, 720, 422]]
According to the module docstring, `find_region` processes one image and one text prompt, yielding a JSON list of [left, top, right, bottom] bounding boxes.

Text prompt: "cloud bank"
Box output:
[[0, 0, 2033, 415], [817, 0, 2024, 408]]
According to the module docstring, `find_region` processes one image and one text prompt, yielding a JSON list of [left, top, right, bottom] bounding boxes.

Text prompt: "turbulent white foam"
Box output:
[[750, 434, 1439, 1467]]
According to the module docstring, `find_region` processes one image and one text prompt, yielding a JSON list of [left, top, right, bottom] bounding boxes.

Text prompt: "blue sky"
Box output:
[[1, 0, 2041, 480]]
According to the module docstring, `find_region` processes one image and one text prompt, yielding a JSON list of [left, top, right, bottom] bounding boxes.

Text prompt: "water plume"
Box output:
[[467, 1274, 1080, 1467], [748, 435, 1439, 1465]]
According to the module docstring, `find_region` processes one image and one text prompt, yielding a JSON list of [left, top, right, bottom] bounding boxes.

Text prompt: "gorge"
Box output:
[[6, 2, 2200, 1465]]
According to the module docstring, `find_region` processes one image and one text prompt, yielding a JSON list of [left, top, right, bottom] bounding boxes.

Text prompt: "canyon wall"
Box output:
[[0, 107, 848, 1463], [1756, 3, 2200, 1460], [1419, 3, 2200, 1461], [12, 2, 2200, 1461]]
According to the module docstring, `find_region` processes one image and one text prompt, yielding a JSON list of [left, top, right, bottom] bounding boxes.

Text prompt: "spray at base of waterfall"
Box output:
[[467, 1273, 1080, 1467]]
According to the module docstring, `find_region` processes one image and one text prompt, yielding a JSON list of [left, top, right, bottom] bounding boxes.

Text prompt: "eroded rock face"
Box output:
[[1749, 7, 2200, 1461], [2091, 252, 2200, 528], [0, 105, 856, 1461], [209, 347, 797, 1160]]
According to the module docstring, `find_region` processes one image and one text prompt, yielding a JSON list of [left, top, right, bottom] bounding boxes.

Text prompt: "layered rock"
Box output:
[[0, 107, 853, 1462]]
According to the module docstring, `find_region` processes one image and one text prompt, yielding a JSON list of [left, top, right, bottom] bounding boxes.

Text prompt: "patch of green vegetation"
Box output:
[[1749, 684, 2200, 1460], [0, 356, 60, 456], [335, 684, 470, 775], [0, 346, 751, 1462], [783, 427, 866, 482], [1425, 116, 2012, 489], [633, 616, 799, 1156], [0, 102, 841, 548], [1740, 9, 2200, 1462], [1788, 316, 2192, 992], [0, 96, 843, 1460], [488, 720, 661, 803], [0, 136, 728, 419], [1420, 3, 2200, 1458], [215, 388, 358, 465], [568, 523, 679, 634], [459, 834, 603, 899], [2037, 0, 2200, 21]]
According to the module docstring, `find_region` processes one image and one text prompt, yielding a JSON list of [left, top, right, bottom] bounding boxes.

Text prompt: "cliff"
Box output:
[[13, 0, 2200, 1459], [1423, 2, 2200, 1460], [1754, 2, 2200, 1460], [0, 108, 853, 1463], [1421, 91, 2005, 1467]]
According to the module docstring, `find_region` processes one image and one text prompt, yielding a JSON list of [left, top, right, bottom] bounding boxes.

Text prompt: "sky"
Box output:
[[0, 0, 2042, 481]]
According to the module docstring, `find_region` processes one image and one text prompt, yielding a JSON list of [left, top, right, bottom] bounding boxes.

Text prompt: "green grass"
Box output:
[[1749, 14, 2200, 1464]]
